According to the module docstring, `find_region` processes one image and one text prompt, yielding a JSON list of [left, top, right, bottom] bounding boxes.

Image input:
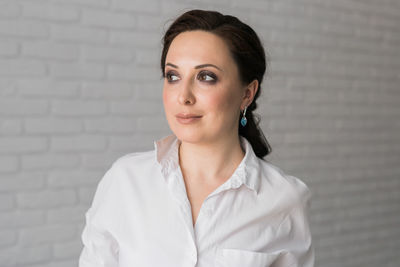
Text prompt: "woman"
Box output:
[[79, 9, 314, 267]]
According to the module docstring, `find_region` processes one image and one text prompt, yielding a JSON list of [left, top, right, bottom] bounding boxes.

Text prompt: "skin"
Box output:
[[162, 30, 258, 225]]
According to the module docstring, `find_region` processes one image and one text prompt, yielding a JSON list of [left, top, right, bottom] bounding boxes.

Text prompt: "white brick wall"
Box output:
[[0, 0, 399, 266]]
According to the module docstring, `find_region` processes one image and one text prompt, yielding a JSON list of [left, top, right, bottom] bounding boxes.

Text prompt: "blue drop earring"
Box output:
[[240, 106, 247, 127]]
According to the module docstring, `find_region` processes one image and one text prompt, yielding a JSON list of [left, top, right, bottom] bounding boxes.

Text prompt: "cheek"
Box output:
[[162, 87, 174, 112], [203, 89, 240, 121], [211, 88, 240, 111]]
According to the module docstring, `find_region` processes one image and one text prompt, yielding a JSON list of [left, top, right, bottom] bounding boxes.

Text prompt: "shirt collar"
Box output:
[[154, 134, 261, 195]]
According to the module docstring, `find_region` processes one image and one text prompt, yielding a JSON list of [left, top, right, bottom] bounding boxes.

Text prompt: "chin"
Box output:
[[166, 116, 204, 143], [171, 128, 205, 144]]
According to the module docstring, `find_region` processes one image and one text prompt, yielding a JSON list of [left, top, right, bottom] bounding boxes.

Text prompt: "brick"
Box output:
[[22, 41, 79, 61], [17, 79, 79, 98], [0, 119, 22, 135], [136, 14, 165, 30], [112, 0, 161, 14], [0, 193, 14, 211], [52, 0, 109, 8], [47, 170, 102, 188], [81, 152, 123, 169], [0, 156, 18, 173], [0, 2, 20, 18], [0, 19, 48, 38], [47, 206, 88, 224], [31, 259, 79, 267], [269, 30, 309, 46], [322, 21, 357, 37], [0, 59, 46, 77], [271, 58, 311, 75], [53, 240, 82, 259], [272, 1, 309, 16], [24, 117, 83, 134], [84, 117, 137, 133], [0, 137, 47, 154], [21, 1, 79, 21], [77, 186, 96, 205], [230, 0, 273, 12], [81, 81, 133, 99], [107, 64, 159, 82], [22, 153, 80, 170], [286, 17, 324, 34], [82, 8, 136, 28], [109, 134, 155, 151], [19, 224, 76, 245], [248, 14, 284, 33], [110, 99, 162, 115], [0, 247, 17, 266], [109, 31, 160, 47], [49, 62, 105, 79], [136, 116, 169, 132], [17, 189, 77, 209], [0, 98, 48, 115], [0, 210, 45, 228], [266, 88, 304, 104], [50, 134, 107, 152], [51, 24, 108, 44], [135, 48, 159, 66], [0, 79, 17, 96], [0, 41, 18, 56], [51, 99, 108, 116], [0, 172, 45, 192], [159, 2, 197, 18], [15, 244, 52, 265], [134, 82, 163, 99], [0, 229, 17, 246], [81, 45, 135, 63]]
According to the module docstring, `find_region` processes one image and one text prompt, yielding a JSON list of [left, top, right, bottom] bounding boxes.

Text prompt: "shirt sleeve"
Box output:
[[274, 176, 315, 267], [79, 164, 120, 267]]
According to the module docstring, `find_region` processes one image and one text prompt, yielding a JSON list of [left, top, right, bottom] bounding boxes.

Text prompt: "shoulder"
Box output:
[[256, 160, 314, 264], [96, 149, 157, 189], [86, 149, 158, 225], [112, 149, 156, 170], [258, 159, 312, 206]]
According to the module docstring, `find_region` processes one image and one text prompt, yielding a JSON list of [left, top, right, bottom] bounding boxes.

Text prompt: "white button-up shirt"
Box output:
[[79, 134, 314, 267]]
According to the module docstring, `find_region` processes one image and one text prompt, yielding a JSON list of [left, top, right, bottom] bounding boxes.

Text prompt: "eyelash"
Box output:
[[165, 70, 218, 84]]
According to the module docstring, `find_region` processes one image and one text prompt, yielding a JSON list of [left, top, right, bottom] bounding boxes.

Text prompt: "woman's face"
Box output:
[[163, 30, 247, 144]]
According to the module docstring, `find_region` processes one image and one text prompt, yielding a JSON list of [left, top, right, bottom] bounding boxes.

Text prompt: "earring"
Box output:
[[240, 106, 247, 127]]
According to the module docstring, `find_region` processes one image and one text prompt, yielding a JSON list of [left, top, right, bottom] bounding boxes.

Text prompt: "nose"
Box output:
[[178, 80, 195, 105]]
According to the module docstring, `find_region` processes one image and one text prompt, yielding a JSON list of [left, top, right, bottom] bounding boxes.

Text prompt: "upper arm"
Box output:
[[79, 208, 119, 267], [274, 175, 314, 267], [79, 163, 121, 267]]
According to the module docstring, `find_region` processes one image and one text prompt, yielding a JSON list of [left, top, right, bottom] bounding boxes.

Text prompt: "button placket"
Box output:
[[203, 208, 212, 217], [201, 198, 215, 219]]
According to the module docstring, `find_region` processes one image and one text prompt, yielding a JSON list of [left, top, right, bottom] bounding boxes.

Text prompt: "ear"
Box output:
[[241, 79, 259, 110]]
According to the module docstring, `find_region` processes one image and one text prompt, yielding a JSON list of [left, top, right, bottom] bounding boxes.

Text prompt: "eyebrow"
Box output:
[[165, 62, 222, 71]]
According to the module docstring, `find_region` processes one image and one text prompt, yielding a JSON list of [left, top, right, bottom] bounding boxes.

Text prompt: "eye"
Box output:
[[165, 71, 180, 82], [197, 71, 217, 83]]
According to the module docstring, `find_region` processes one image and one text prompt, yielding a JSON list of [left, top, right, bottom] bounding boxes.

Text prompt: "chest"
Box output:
[[117, 182, 285, 267], [115, 167, 288, 267], [183, 179, 219, 226]]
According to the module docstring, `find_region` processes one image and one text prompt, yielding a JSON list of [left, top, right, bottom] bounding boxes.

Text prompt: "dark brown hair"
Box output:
[[160, 9, 272, 158]]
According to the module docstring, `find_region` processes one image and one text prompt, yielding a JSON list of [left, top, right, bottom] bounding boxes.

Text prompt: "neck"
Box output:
[[178, 134, 245, 185]]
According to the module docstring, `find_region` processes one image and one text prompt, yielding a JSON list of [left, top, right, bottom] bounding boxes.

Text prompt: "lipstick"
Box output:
[[175, 113, 202, 124]]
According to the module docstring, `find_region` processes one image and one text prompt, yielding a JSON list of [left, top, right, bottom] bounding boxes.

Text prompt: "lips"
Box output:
[[176, 113, 202, 119], [175, 113, 202, 124]]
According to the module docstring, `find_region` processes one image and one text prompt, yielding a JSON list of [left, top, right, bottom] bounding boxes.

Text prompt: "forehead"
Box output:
[[166, 30, 235, 68]]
